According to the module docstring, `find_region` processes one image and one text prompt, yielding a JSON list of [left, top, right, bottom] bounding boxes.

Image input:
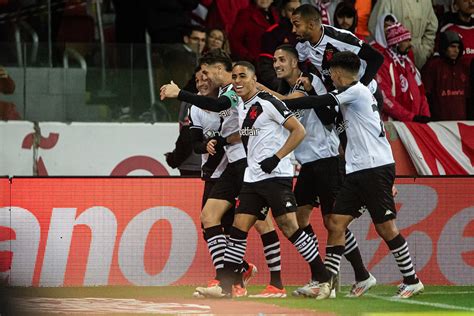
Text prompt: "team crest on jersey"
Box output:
[[321, 43, 341, 82], [399, 74, 408, 93]]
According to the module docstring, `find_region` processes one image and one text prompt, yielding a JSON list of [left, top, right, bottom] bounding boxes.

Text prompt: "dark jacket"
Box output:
[[421, 31, 470, 120], [257, 18, 297, 90], [229, 3, 280, 63]]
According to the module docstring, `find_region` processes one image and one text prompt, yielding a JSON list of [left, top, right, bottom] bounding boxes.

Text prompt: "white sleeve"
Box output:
[[266, 99, 294, 125], [189, 106, 203, 129], [332, 87, 359, 106]]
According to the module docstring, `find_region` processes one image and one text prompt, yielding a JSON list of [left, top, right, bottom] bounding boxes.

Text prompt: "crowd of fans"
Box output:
[[185, 0, 473, 122], [0, 0, 472, 121]]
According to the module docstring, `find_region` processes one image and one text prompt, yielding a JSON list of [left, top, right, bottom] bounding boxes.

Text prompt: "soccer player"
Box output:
[[258, 44, 375, 298], [163, 60, 334, 300], [161, 50, 286, 298], [284, 51, 424, 299], [291, 3, 384, 149]]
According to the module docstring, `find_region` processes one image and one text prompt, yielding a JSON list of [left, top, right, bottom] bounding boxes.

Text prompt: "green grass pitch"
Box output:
[[3, 285, 474, 315]]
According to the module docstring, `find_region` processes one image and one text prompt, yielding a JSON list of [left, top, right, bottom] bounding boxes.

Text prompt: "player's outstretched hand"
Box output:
[[160, 81, 180, 100], [259, 155, 280, 174]]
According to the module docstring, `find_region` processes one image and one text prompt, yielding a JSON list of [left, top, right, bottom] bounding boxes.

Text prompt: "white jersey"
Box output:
[[331, 82, 394, 174], [189, 105, 228, 179], [238, 91, 295, 183], [218, 84, 247, 163], [296, 25, 377, 93], [291, 74, 340, 164]]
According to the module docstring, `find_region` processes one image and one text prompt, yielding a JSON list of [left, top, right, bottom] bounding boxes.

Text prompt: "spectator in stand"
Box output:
[[184, 25, 208, 57], [439, 0, 474, 64], [257, 0, 301, 90], [229, 0, 280, 63], [422, 30, 471, 121], [202, 0, 250, 35], [368, 13, 398, 53], [0, 66, 20, 120], [162, 26, 207, 94], [376, 23, 431, 122], [369, 13, 416, 63], [204, 28, 231, 55], [333, 1, 362, 39], [368, 0, 438, 69]]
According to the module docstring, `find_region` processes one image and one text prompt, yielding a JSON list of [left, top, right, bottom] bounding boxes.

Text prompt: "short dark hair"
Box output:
[[329, 51, 360, 75], [184, 25, 207, 37], [275, 44, 299, 60], [292, 4, 321, 22], [233, 61, 256, 74], [198, 48, 233, 71]]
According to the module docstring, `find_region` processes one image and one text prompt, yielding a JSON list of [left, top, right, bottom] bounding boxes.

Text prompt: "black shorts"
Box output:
[[237, 178, 297, 221], [294, 156, 342, 215], [333, 163, 396, 224], [202, 180, 235, 233], [208, 158, 247, 203]]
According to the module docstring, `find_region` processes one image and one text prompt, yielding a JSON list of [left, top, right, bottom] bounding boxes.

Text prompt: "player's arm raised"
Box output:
[[160, 80, 232, 112]]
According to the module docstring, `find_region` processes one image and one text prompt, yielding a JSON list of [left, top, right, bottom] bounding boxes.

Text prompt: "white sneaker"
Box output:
[[292, 280, 318, 297], [329, 288, 336, 299], [195, 284, 228, 298], [346, 273, 377, 298], [293, 280, 331, 299], [192, 291, 205, 298], [314, 282, 331, 300], [393, 280, 424, 299]]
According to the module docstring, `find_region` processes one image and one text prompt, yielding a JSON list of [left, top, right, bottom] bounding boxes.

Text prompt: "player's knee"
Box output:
[[254, 219, 274, 234], [200, 210, 217, 228], [276, 220, 299, 238], [325, 215, 345, 235], [375, 220, 399, 241]]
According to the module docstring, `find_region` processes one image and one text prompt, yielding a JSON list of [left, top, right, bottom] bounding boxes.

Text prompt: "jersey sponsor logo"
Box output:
[[335, 119, 349, 135], [218, 109, 232, 118], [204, 130, 220, 139], [239, 127, 260, 136], [292, 109, 305, 119]]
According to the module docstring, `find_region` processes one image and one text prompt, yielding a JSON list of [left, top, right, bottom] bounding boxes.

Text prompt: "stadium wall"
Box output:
[[0, 121, 417, 177], [1, 177, 473, 287]]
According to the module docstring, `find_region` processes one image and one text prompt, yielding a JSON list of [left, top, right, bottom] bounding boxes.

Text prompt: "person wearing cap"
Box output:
[[375, 23, 431, 123], [368, 0, 438, 69], [422, 30, 471, 121]]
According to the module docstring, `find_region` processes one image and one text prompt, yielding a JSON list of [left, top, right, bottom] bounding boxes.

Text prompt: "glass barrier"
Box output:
[[1, 42, 200, 122]]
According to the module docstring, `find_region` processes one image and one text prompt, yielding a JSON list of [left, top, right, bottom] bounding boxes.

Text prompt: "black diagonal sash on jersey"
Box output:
[[202, 116, 225, 180], [240, 102, 263, 154]]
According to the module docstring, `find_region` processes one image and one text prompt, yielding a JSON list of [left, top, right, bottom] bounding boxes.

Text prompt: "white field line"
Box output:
[[366, 294, 474, 312]]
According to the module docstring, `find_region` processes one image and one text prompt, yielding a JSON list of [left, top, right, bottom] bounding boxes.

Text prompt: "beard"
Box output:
[[397, 46, 411, 55]]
